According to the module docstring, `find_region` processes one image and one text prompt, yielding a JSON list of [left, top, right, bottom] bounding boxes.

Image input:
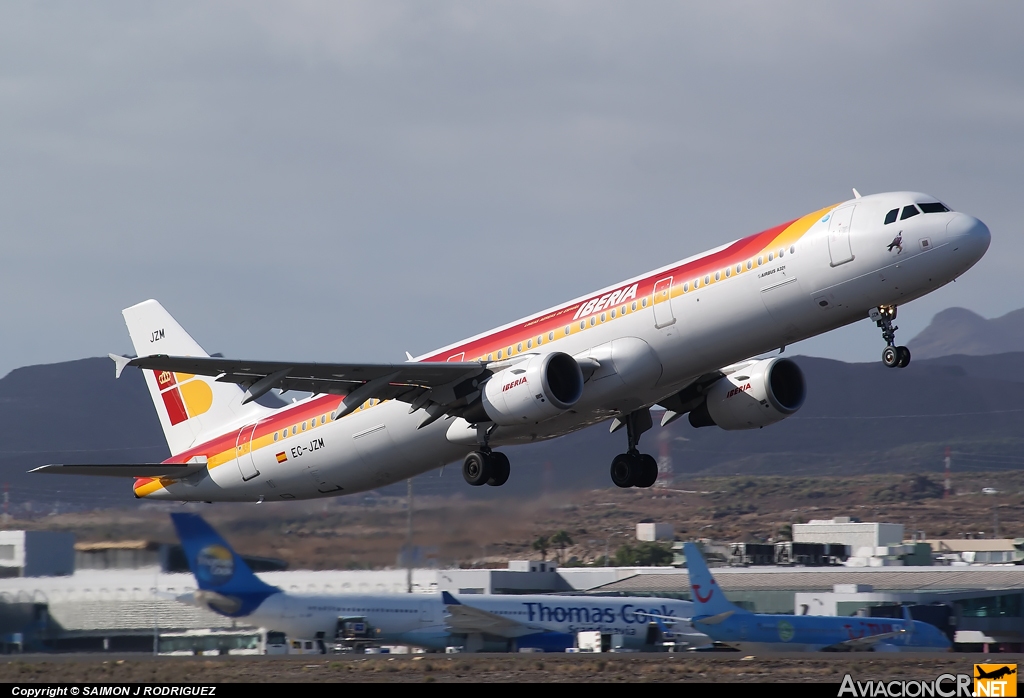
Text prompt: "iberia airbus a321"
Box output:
[[34, 191, 990, 501]]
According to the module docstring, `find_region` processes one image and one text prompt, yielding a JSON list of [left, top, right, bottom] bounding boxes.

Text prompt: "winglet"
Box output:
[[442, 591, 460, 606], [852, 188, 862, 199], [108, 353, 134, 379], [406, 351, 415, 362]]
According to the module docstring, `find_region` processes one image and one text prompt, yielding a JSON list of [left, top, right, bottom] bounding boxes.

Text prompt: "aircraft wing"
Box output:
[[29, 462, 207, 478], [821, 629, 906, 652], [441, 591, 537, 639], [111, 353, 490, 426]]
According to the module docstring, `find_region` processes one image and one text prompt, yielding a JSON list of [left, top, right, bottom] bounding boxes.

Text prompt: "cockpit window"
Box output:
[[884, 208, 899, 225], [918, 202, 950, 214], [900, 205, 920, 220]]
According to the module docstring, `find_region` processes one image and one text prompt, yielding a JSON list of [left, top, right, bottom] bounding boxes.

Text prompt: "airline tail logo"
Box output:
[[196, 544, 234, 587], [154, 370, 213, 425], [692, 580, 716, 603], [975, 665, 1017, 697]]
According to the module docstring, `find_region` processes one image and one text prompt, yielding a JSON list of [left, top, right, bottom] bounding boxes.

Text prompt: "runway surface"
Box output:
[[1, 652, 1020, 683]]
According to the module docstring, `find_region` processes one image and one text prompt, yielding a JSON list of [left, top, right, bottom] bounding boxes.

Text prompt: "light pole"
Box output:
[[603, 530, 631, 567]]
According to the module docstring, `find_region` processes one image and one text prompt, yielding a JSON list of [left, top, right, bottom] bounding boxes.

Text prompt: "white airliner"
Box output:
[[34, 191, 989, 499], [171, 513, 704, 652]]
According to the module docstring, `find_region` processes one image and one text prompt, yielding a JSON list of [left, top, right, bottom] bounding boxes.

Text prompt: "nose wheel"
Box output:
[[870, 305, 911, 369], [882, 345, 911, 368]]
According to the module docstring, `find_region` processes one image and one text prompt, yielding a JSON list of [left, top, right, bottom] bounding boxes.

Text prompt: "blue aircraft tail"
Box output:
[[682, 542, 749, 619], [170, 513, 279, 616]]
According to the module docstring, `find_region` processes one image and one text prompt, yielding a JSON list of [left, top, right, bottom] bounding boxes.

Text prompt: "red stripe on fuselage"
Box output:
[[157, 219, 796, 467]]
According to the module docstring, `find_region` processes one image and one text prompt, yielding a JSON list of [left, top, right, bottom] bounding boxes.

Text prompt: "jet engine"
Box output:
[[463, 352, 584, 425], [688, 357, 805, 430]]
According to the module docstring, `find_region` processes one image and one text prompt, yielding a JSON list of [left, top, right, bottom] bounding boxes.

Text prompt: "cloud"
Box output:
[[0, 2, 1020, 374]]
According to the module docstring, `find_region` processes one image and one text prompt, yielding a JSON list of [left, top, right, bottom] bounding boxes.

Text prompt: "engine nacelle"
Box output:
[[464, 352, 584, 426], [688, 357, 805, 430]]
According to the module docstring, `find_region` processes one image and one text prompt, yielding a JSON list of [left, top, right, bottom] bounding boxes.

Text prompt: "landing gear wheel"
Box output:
[[635, 454, 659, 488], [610, 453, 636, 488], [486, 452, 510, 487], [882, 346, 899, 368], [896, 346, 911, 368], [463, 451, 492, 486]]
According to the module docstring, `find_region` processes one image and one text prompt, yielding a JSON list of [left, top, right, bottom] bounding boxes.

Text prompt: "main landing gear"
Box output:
[[870, 305, 911, 369], [609, 409, 659, 489], [462, 450, 510, 487]]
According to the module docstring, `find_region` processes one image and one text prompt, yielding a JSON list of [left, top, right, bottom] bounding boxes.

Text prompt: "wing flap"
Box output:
[[30, 463, 207, 478], [115, 355, 488, 415]]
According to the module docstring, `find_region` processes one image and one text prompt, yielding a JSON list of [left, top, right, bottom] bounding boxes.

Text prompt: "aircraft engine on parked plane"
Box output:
[[688, 358, 805, 430], [464, 352, 585, 425]]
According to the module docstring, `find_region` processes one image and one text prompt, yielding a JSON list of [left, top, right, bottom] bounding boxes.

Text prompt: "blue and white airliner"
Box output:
[[678, 543, 951, 652], [171, 513, 707, 652]]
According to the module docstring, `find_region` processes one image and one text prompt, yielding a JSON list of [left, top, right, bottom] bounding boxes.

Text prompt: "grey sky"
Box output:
[[1, 2, 1021, 377]]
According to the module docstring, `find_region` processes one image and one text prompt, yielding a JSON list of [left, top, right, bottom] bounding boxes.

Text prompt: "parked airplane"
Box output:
[[170, 513, 706, 652], [34, 191, 989, 500], [677, 542, 951, 652]]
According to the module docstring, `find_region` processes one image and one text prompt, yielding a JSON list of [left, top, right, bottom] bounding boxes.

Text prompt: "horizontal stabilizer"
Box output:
[[30, 462, 207, 478]]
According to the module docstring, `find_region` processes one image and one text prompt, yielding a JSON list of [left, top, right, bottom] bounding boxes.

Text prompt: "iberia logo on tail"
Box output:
[[154, 370, 213, 425]]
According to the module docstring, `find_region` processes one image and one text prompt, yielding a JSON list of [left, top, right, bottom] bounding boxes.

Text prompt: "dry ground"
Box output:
[[0, 653, 1019, 684], [15, 471, 1024, 569]]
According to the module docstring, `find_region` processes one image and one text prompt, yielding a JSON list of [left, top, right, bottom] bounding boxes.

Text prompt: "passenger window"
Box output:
[[497, 350, 503, 359], [790, 245, 795, 254], [715, 271, 721, 281], [292, 426, 297, 435], [901, 205, 920, 220], [704, 275, 710, 285], [778, 249, 784, 258], [508, 346, 513, 356], [600, 313, 606, 322], [610, 309, 616, 318], [620, 305, 626, 315], [487, 354, 492, 361], [746, 260, 752, 270], [768, 252, 774, 261], [884, 208, 899, 225], [724, 268, 730, 278], [736, 264, 741, 273], [919, 202, 950, 214], [631, 301, 637, 311], [590, 317, 596, 326], [321, 415, 326, 425], [517, 343, 522, 352], [757, 256, 763, 266], [548, 332, 554, 341], [274, 433, 279, 442], [642, 298, 648, 308], [683, 282, 689, 292], [527, 339, 533, 349], [301, 422, 306, 431], [564, 326, 570, 335]]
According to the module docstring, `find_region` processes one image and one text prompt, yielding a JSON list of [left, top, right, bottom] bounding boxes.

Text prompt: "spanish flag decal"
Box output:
[[276, 452, 287, 463]]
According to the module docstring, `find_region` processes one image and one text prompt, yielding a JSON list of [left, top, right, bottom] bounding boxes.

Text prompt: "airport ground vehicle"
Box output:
[[36, 191, 989, 500], [157, 628, 287, 656]]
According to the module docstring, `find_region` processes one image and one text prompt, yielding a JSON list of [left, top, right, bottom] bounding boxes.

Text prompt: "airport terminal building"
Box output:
[[0, 524, 1020, 653]]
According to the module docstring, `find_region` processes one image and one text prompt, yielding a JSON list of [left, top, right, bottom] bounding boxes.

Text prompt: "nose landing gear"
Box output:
[[870, 306, 911, 368], [609, 408, 659, 488]]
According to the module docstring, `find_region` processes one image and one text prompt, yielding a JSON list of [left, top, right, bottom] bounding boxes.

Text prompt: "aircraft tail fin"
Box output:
[[682, 542, 749, 618], [170, 513, 278, 614], [120, 300, 271, 456]]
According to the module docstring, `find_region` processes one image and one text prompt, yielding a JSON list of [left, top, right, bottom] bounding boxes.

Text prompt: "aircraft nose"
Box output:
[[946, 212, 991, 263]]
